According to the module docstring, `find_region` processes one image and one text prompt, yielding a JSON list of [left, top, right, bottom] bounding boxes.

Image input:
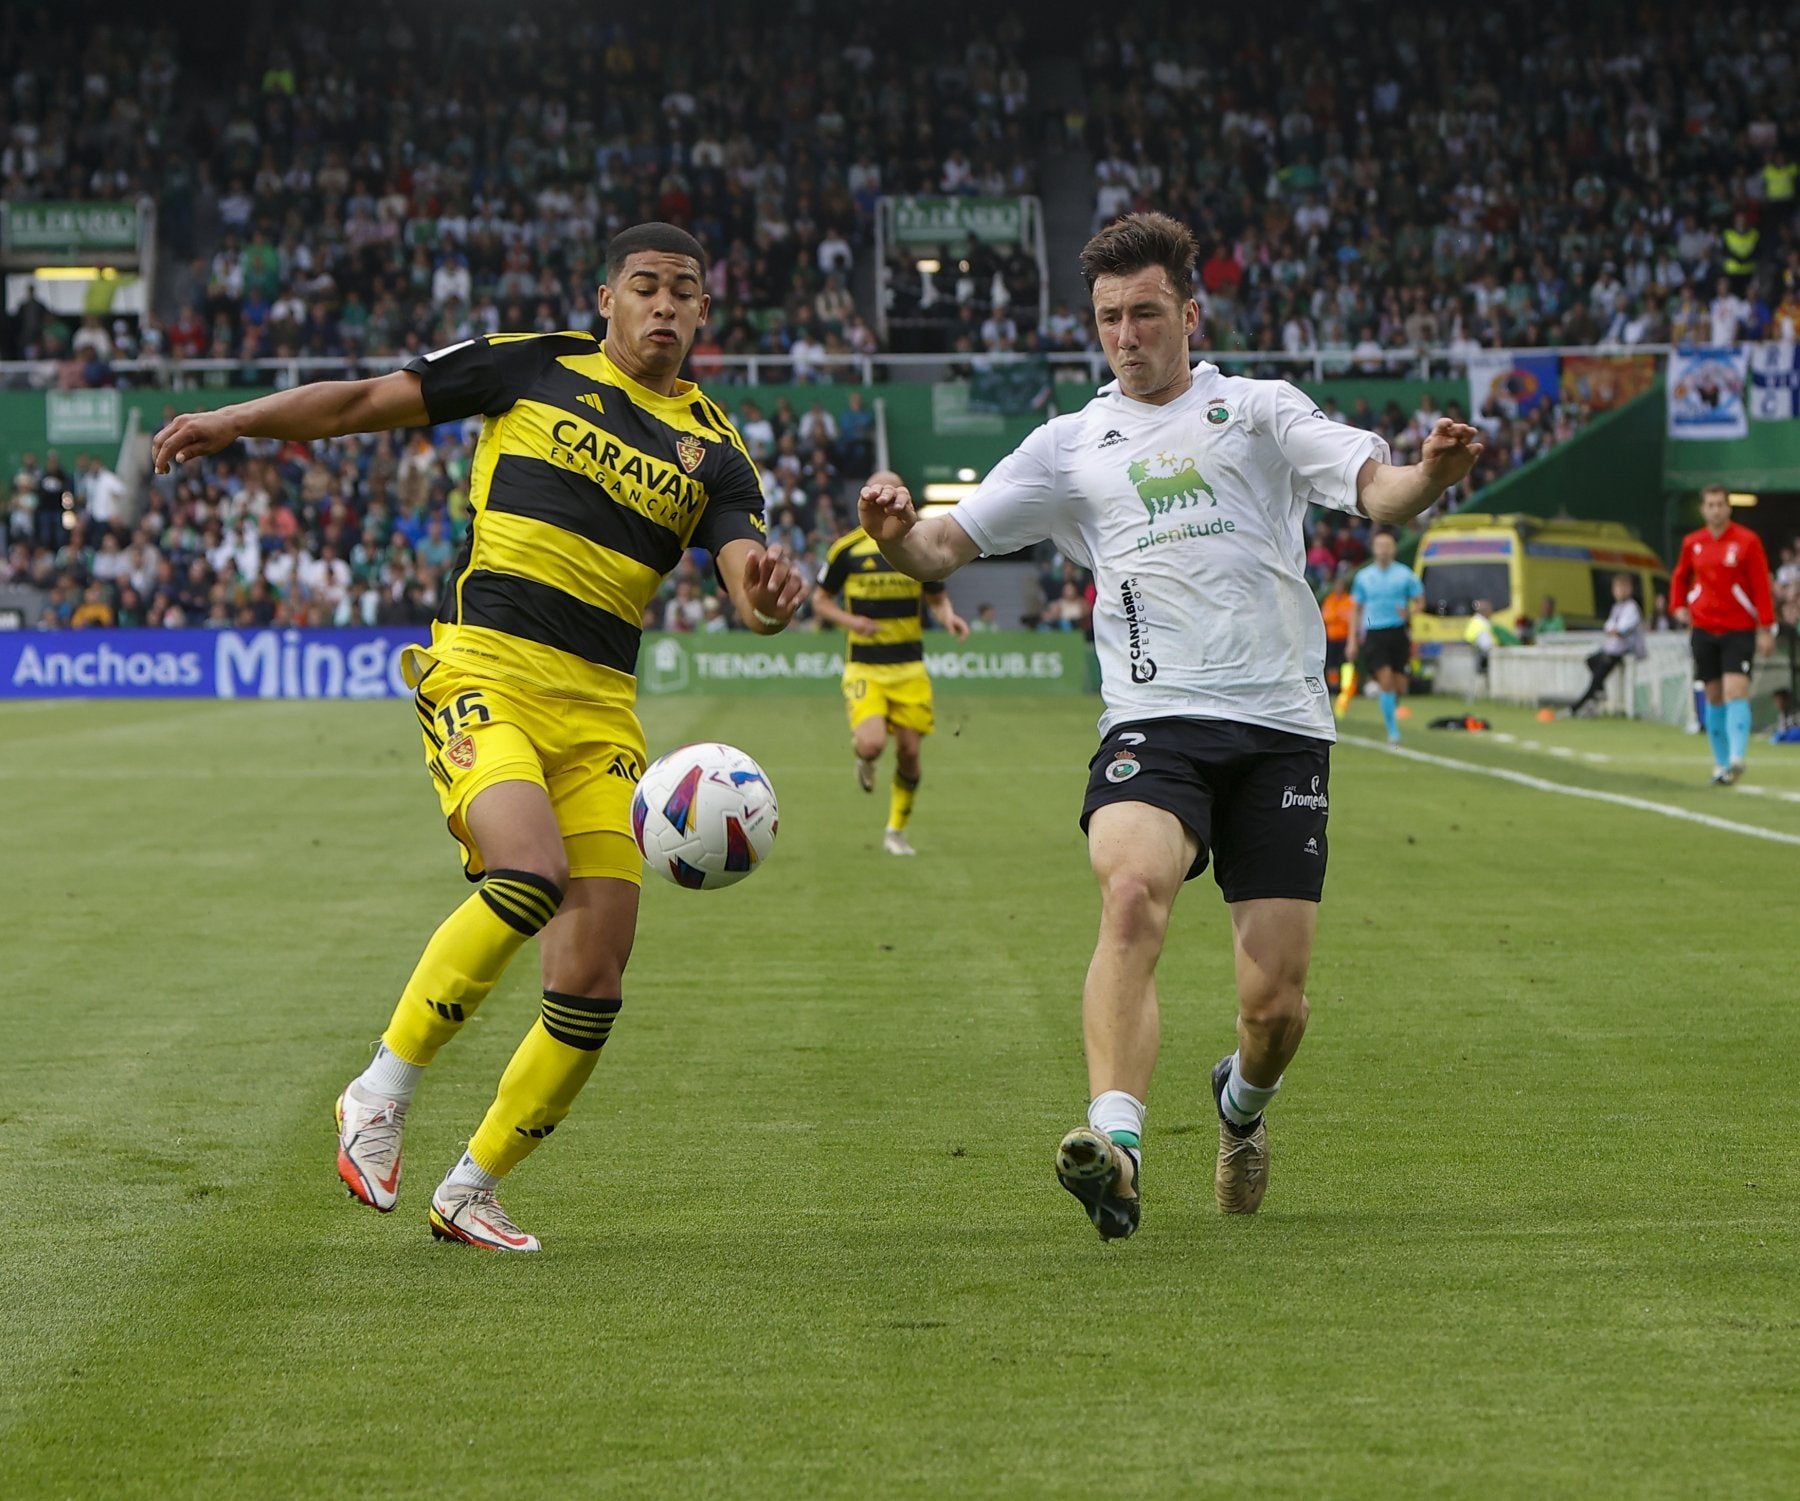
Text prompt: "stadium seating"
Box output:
[[2, 1, 1794, 632]]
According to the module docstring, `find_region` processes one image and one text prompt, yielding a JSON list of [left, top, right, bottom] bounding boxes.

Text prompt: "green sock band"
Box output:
[[1107, 1129, 1141, 1149]]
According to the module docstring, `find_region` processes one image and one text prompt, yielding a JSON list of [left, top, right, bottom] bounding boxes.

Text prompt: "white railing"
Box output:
[[0, 343, 1679, 391], [1463, 633, 1789, 727]]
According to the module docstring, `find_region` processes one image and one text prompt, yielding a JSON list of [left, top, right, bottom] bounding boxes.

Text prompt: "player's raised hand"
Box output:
[[1418, 418, 1483, 493], [858, 480, 917, 544], [740, 543, 807, 627], [944, 610, 971, 641], [847, 615, 881, 638], [152, 409, 242, 474]]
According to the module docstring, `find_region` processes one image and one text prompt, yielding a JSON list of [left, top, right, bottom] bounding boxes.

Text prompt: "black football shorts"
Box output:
[[1690, 628, 1756, 681], [1080, 717, 1331, 903]]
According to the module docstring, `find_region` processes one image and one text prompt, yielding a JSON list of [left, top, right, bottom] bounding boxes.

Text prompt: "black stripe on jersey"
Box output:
[[694, 393, 756, 465], [850, 640, 926, 665], [437, 534, 474, 625], [482, 453, 684, 575], [457, 569, 641, 676], [855, 596, 925, 620], [532, 363, 643, 431]]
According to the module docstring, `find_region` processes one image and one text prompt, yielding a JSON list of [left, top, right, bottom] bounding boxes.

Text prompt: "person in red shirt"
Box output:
[[1669, 483, 1777, 783]]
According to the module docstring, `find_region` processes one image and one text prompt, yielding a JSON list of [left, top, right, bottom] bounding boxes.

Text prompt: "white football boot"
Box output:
[[335, 1080, 407, 1212]]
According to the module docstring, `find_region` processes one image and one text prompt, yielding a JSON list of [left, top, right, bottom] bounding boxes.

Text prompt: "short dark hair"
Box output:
[[1078, 212, 1197, 304], [1701, 482, 1728, 498], [605, 222, 707, 282]]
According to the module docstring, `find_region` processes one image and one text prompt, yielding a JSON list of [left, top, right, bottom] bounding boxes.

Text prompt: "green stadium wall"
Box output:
[[0, 387, 239, 491], [1664, 417, 1800, 493]]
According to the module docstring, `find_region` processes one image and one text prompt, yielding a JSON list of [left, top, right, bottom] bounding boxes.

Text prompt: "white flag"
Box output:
[[1666, 347, 1750, 439]]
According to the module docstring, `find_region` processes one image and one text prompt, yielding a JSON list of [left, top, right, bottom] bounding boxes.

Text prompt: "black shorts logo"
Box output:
[[1281, 775, 1328, 812]]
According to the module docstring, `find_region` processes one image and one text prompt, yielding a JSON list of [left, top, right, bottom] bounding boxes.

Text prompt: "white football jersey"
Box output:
[[953, 362, 1388, 740]]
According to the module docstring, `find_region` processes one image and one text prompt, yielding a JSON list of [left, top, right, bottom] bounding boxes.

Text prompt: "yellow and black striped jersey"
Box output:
[[819, 528, 944, 671], [403, 331, 765, 705]]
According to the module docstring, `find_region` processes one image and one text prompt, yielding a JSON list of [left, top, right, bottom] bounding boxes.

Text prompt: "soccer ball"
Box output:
[[631, 742, 779, 890]]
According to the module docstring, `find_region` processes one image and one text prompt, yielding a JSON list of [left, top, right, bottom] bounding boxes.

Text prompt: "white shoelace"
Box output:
[[349, 1099, 404, 1167]]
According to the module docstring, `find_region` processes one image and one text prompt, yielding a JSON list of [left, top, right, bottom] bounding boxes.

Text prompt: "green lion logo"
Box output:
[[1126, 456, 1216, 520]]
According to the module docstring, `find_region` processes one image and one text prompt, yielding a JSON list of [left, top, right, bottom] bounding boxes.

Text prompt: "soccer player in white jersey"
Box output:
[[859, 213, 1481, 1238]]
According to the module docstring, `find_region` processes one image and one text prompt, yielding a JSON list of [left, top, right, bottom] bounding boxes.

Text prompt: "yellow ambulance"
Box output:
[[1410, 514, 1667, 658]]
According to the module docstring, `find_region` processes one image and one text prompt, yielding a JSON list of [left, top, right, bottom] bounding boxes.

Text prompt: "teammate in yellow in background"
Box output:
[[152, 223, 805, 1252], [812, 470, 968, 855]]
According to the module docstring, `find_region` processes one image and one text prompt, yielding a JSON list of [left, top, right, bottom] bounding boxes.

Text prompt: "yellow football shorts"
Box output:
[[842, 663, 935, 734], [407, 657, 646, 884]]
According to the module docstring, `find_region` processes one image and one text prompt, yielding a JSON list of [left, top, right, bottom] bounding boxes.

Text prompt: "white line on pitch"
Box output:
[[1342, 735, 1800, 848]]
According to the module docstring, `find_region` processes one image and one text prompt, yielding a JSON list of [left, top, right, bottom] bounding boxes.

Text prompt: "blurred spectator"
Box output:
[[838, 391, 875, 476]]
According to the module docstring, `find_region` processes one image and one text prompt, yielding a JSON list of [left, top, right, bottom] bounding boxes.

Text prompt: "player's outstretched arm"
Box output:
[[811, 585, 879, 638], [928, 589, 971, 640], [1357, 418, 1483, 526], [858, 481, 981, 582], [152, 371, 431, 473], [717, 540, 806, 635]]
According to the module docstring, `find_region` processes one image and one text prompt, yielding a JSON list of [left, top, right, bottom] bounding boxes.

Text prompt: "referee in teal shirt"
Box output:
[[1349, 529, 1424, 743]]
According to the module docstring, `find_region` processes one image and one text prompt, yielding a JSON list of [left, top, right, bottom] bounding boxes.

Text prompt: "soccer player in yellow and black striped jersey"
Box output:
[[153, 223, 805, 1251], [812, 470, 968, 855]]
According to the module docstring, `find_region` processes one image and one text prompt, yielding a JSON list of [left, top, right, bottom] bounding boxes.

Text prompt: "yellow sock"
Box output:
[[887, 771, 919, 832], [379, 869, 564, 1067], [1334, 663, 1359, 716], [467, 994, 622, 1175]]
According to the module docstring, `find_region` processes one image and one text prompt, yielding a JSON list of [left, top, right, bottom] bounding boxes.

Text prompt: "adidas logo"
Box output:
[[577, 391, 604, 413], [1098, 429, 1127, 449]]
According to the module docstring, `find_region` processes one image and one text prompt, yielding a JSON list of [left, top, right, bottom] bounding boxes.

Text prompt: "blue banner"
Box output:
[[1467, 351, 1559, 420], [1749, 342, 1800, 421], [0, 628, 430, 699]]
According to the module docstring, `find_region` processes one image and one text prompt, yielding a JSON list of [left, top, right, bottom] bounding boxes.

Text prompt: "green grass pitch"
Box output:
[[2, 692, 1797, 1498]]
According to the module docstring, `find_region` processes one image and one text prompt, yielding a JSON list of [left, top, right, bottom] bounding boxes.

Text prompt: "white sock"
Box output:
[[444, 1150, 500, 1193], [356, 1043, 423, 1106], [1087, 1089, 1146, 1151], [1220, 1051, 1280, 1126]]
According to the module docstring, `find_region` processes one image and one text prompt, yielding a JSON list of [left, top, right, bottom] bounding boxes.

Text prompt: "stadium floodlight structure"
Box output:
[[874, 195, 1049, 350]]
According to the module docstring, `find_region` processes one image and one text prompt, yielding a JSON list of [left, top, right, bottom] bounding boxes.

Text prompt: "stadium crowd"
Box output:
[[0, 4, 1042, 383], [4, 1, 1798, 637], [1072, 1, 1800, 495], [1080, 2, 1798, 358]]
